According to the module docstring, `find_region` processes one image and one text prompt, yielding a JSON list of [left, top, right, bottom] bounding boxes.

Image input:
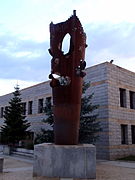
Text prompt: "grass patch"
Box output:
[[118, 156, 135, 161]]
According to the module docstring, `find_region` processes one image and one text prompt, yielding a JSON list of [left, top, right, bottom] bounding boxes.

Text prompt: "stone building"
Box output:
[[0, 62, 135, 160]]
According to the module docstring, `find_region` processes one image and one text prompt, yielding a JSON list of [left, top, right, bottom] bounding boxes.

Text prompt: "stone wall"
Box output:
[[85, 62, 135, 159], [107, 63, 135, 159], [85, 63, 110, 159]]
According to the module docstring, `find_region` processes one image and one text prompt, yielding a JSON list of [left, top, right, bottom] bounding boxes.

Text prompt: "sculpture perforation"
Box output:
[[49, 11, 87, 145]]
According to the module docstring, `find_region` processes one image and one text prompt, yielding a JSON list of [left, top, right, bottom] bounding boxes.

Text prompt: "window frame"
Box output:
[[0, 107, 4, 118], [38, 98, 44, 113], [129, 91, 135, 109], [119, 88, 127, 108], [28, 101, 33, 115], [121, 124, 128, 145], [21, 102, 26, 115], [131, 125, 135, 144]]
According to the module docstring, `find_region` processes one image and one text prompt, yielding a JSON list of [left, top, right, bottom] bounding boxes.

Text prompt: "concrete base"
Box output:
[[33, 143, 96, 179]]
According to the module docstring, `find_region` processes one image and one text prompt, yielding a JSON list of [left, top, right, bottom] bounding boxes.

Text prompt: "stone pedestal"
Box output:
[[33, 143, 96, 179]]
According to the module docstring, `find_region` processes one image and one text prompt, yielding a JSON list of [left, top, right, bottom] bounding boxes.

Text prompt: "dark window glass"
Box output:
[[130, 91, 135, 109], [121, 124, 128, 144], [5, 106, 9, 111], [46, 97, 51, 103], [28, 101, 33, 115], [119, 88, 126, 107], [21, 102, 26, 115], [131, 125, 135, 144], [38, 99, 43, 113], [45, 97, 52, 110], [0, 107, 4, 118]]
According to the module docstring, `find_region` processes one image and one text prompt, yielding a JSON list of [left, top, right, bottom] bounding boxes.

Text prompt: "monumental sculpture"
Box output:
[[49, 10, 87, 145], [34, 12, 96, 179]]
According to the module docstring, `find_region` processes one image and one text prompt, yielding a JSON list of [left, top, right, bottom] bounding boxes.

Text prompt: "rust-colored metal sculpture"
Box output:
[[49, 10, 87, 145]]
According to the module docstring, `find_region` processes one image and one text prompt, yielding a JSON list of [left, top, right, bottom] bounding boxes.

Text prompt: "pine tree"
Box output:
[[79, 81, 101, 144], [34, 81, 101, 144], [1, 85, 30, 145], [34, 97, 54, 144]]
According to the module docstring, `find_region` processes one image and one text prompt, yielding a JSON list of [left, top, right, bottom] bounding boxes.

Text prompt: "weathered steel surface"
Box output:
[[49, 11, 87, 145]]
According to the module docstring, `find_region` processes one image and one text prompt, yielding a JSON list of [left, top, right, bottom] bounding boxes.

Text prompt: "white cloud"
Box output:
[[13, 51, 42, 58], [85, 22, 135, 72], [76, 0, 135, 24], [0, 78, 39, 96], [14, 51, 32, 57]]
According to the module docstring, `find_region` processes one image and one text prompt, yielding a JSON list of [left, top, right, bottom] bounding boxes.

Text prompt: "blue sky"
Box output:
[[0, 0, 135, 95]]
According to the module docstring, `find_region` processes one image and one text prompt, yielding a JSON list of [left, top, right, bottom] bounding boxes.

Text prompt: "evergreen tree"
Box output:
[[1, 85, 30, 145], [79, 81, 101, 144], [34, 81, 101, 144], [34, 97, 54, 144]]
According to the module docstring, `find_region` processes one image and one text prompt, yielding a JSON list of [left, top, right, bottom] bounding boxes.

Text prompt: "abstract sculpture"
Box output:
[[49, 10, 87, 145]]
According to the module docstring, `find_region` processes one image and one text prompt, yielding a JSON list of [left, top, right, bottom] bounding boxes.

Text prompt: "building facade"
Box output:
[[0, 62, 135, 160]]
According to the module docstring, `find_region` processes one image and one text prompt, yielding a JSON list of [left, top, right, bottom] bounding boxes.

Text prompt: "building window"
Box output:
[[46, 97, 51, 103], [28, 101, 33, 115], [4, 106, 9, 116], [121, 124, 128, 144], [38, 99, 43, 113], [26, 131, 34, 141], [0, 107, 4, 118], [129, 91, 135, 109], [5, 106, 9, 111], [131, 125, 135, 144], [45, 97, 52, 109], [21, 102, 26, 115], [119, 88, 126, 108]]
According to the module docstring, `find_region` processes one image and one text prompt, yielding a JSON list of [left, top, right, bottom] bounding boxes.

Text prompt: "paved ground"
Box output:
[[0, 156, 135, 180], [97, 160, 135, 180]]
